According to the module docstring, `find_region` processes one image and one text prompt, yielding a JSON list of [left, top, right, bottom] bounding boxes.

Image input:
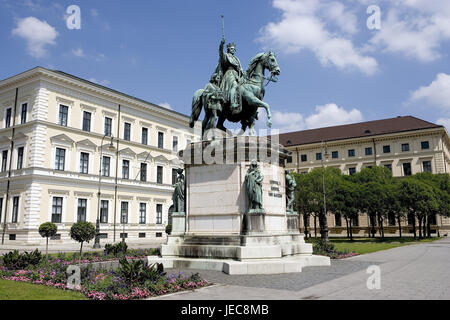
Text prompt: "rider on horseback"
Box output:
[[218, 38, 244, 115]]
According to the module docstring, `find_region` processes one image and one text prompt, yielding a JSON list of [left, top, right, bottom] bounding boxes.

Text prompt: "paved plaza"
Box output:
[[149, 237, 450, 300]]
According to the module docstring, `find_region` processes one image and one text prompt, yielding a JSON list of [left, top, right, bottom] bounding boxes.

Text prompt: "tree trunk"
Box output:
[[427, 217, 431, 238], [418, 217, 423, 239], [345, 218, 349, 239], [397, 216, 402, 238], [46, 237, 49, 260], [349, 219, 353, 241], [412, 214, 416, 239], [314, 215, 317, 238], [80, 241, 83, 260], [303, 214, 309, 239], [370, 214, 376, 238]]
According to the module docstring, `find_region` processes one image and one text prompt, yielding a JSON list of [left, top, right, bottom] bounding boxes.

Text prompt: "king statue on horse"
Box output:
[[189, 16, 280, 138]]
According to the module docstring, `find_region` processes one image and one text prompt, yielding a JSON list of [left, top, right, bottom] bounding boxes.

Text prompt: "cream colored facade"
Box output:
[[283, 123, 450, 236], [0, 67, 200, 245]]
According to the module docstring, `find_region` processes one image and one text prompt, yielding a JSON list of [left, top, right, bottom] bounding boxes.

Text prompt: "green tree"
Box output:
[[329, 176, 359, 240], [38, 222, 58, 259], [69, 221, 96, 258], [399, 177, 438, 239]]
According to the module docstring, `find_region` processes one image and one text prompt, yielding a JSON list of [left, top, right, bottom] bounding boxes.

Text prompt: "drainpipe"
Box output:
[[296, 147, 300, 173], [113, 104, 121, 242], [1, 88, 18, 244]]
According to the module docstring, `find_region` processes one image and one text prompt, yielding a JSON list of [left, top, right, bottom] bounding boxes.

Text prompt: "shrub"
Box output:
[[70, 221, 96, 259], [104, 242, 128, 257], [165, 224, 172, 235], [118, 258, 165, 285], [38, 222, 58, 259], [1, 249, 42, 270]]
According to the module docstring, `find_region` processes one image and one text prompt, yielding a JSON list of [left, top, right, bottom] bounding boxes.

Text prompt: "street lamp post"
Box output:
[[93, 135, 115, 249], [321, 141, 329, 242]]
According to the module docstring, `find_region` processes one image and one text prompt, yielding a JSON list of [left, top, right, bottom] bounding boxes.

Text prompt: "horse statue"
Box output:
[[189, 49, 280, 137]]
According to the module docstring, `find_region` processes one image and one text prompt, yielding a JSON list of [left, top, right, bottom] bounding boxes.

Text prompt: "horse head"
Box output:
[[264, 51, 281, 77]]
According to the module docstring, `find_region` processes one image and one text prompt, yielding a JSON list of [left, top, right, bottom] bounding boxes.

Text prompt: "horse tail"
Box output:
[[189, 89, 204, 128]]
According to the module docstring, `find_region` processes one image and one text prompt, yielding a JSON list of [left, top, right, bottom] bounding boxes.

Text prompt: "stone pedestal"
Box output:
[[151, 137, 330, 274], [171, 212, 186, 236]]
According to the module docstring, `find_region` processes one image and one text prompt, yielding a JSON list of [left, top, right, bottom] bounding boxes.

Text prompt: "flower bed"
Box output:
[[0, 249, 210, 300]]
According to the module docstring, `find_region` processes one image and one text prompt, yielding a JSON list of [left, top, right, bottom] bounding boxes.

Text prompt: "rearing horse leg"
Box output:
[[242, 89, 273, 128]]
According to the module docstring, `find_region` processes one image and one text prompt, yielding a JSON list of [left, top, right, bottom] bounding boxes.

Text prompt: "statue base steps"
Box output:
[[147, 254, 330, 275], [149, 233, 330, 274]]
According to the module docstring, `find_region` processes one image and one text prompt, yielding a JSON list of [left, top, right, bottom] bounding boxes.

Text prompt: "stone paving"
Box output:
[[149, 237, 450, 300]]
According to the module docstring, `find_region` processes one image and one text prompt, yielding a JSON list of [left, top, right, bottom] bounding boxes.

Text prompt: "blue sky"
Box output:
[[1, 0, 450, 133]]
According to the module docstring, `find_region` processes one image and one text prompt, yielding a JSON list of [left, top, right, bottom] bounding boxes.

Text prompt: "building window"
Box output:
[[122, 160, 129, 179], [287, 156, 293, 163], [352, 215, 359, 227], [401, 143, 409, 152], [157, 166, 163, 184], [316, 153, 322, 161], [59, 105, 68, 126], [80, 152, 89, 174], [172, 136, 178, 152], [1, 150, 7, 172], [301, 154, 307, 162], [100, 200, 108, 223], [348, 149, 355, 157], [102, 156, 110, 177], [349, 167, 356, 175], [421, 141, 429, 150], [423, 161, 432, 173], [403, 162, 412, 176], [172, 168, 178, 185], [407, 213, 414, 225], [430, 214, 437, 225], [55, 148, 65, 171], [141, 127, 148, 145], [17, 147, 24, 170], [77, 199, 87, 222], [384, 164, 392, 172], [140, 163, 147, 182], [331, 151, 338, 159], [104, 117, 112, 136], [365, 147, 372, 156], [52, 197, 63, 223], [121, 202, 128, 224], [82, 111, 91, 132], [12, 196, 19, 223], [335, 213, 341, 227], [383, 145, 390, 153], [21, 103, 27, 124], [5, 108, 12, 128], [139, 203, 146, 224], [158, 132, 164, 149], [156, 204, 162, 224], [123, 122, 131, 141]]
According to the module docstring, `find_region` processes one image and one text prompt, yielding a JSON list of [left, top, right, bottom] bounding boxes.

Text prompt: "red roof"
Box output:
[[276, 116, 443, 147]]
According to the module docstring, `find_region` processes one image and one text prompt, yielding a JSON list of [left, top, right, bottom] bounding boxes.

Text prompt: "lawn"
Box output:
[[306, 237, 441, 255], [0, 279, 86, 300]]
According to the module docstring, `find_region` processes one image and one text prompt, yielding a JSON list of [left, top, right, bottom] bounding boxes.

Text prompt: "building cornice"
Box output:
[[0, 67, 198, 132]]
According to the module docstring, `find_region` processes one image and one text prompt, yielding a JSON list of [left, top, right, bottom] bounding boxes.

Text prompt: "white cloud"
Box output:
[[88, 78, 110, 86], [258, 0, 378, 75], [72, 48, 84, 58], [437, 118, 450, 131], [12, 16, 58, 58], [262, 103, 363, 133], [408, 73, 450, 111], [159, 102, 173, 110], [305, 103, 363, 129], [368, 0, 450, 62]]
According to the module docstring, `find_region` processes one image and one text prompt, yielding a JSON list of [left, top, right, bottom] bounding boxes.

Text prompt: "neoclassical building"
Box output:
[[278, 116, 450, 236], [0, 67, 200, 245]]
